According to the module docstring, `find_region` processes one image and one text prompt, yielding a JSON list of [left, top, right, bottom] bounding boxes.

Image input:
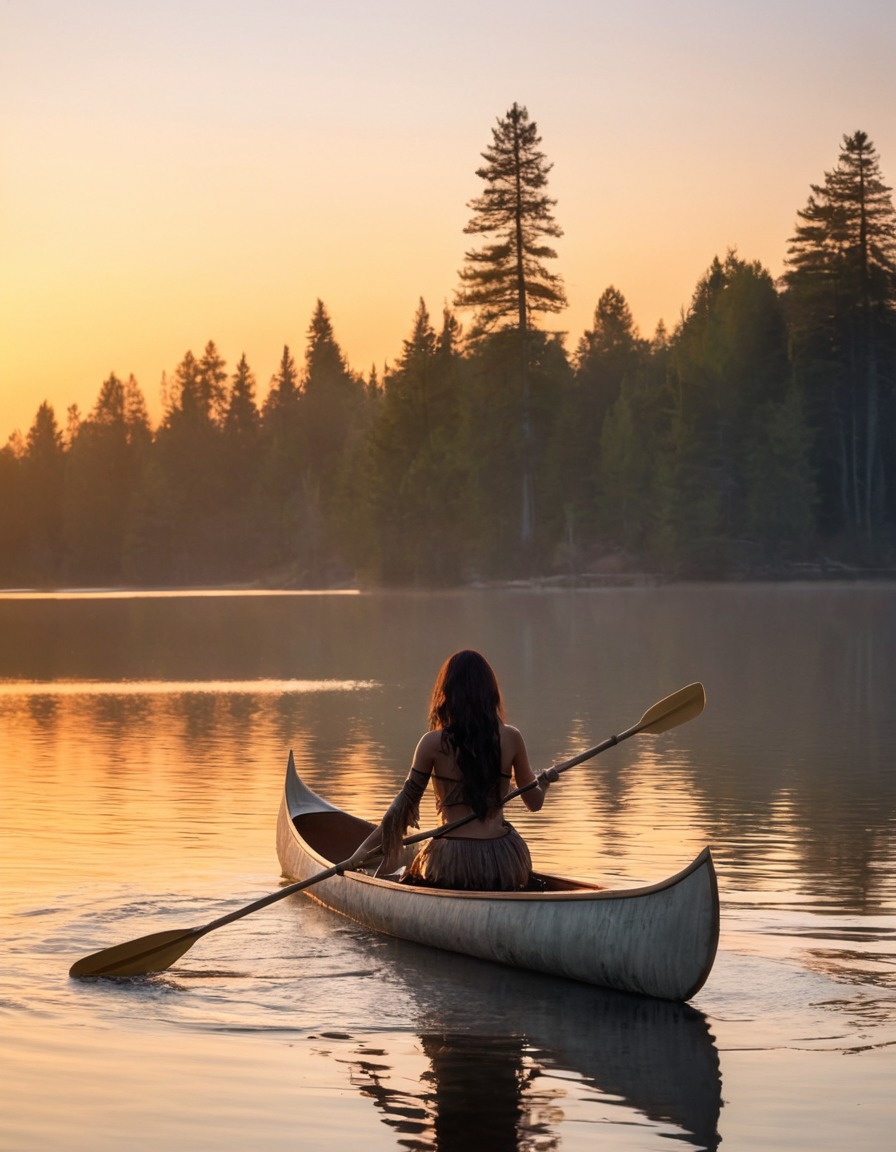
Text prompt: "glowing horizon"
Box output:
[[2, 0, 894, 439]]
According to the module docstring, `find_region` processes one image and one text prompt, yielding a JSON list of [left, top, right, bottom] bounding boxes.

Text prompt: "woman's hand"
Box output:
[[538, 766, 560, 787], [339, 825, 384, 872]]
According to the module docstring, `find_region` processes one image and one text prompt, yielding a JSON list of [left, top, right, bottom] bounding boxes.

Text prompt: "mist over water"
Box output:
[[2, 585, 894, 1150]]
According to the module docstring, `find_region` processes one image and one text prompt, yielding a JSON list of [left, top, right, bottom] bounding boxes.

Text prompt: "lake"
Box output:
[[1, 584, 894, 1150]]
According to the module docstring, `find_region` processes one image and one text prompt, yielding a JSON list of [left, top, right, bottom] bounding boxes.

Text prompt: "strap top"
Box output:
[[431, 768, 512, 815]]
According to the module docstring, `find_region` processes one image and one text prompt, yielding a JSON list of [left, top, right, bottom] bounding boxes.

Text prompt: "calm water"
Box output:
[[1, 585, 895, 1150]]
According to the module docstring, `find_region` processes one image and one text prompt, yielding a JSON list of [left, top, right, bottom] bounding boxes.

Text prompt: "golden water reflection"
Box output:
[[0, 678, 377, 696], [0, 589, 361, 600]]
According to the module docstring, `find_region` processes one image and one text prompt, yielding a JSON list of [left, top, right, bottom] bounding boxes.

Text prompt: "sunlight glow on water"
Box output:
[[0, 678, 378, 696], [0, 589, 361, 600]]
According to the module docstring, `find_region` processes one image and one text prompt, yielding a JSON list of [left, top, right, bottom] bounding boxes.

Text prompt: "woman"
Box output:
[[347, 650, 557, 890]]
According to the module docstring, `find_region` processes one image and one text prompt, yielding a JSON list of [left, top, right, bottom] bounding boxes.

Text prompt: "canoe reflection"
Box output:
[[346, 937, 721, 1150]]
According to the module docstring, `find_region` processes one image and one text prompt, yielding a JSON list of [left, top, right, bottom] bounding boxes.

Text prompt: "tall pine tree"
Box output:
[[783, 131, 896, 544], [455, 103, 566, 552]]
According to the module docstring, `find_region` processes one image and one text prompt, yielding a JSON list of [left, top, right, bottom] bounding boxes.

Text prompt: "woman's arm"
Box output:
[[506, 726, 558, 812], [344, 733, 437, 870], [343, 823, 384, 869]]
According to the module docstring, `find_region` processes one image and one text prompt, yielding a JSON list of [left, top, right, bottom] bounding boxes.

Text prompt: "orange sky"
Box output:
[[2, 0, 894, 439]]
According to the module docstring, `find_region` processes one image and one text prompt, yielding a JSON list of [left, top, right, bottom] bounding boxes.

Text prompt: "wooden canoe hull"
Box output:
[[276, 755, 719, 1001]]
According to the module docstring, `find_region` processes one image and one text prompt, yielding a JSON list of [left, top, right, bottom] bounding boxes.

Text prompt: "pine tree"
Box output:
[[264, 345, 300, 415], [783, 131, 896, 543], [0, 434, 27, 583], [456, 103, 566, 333], [198, 340, 228, 425], [63, 373, 151, 582], [164, 348, 213, 425], [364, 299, 439, 582], [455, 103, 566, 552], [215, 354, 262, 574], [22, 402, 66, 581], [658, 253, 807, 574], [301, 301, 366, 479], [360, 301, 463, 582], [560, 287, 647, 552], [257, 345, 305, 575], [225, 354, 260, 440], [147, 348, 227, 580]]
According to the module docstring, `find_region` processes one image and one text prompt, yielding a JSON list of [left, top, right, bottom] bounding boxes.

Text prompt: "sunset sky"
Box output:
[[2, 0, 894, 440]]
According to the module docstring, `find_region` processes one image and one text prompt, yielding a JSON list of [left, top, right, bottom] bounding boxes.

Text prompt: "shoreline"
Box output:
[[2, 566, 896, 597]]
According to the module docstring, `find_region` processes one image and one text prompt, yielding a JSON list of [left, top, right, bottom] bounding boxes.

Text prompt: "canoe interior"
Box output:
[[291, 809, 605, 893], [294, 810, 375, 866]]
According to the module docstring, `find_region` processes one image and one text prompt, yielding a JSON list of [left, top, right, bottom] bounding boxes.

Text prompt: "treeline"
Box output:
[[2, 129, 895, 588]]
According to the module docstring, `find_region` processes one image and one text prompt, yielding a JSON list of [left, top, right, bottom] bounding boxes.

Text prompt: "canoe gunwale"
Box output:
[[279, 755, 719, 999], [291, 807, 713, 902]]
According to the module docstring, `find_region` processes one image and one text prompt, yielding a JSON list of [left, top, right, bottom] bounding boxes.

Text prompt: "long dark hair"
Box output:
[[428, 650, 505, 819]]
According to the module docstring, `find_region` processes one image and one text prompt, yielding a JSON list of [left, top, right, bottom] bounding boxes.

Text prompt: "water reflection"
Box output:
[[352, 1033, 557, 1152], [339, 943, 722, 1151]]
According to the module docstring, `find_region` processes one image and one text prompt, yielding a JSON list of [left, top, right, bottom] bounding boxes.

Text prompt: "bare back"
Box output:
[[409, 723, 540, 839]]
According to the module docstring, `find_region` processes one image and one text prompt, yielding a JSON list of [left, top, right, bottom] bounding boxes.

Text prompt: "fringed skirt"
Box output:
[[404, 823, 532, 891]]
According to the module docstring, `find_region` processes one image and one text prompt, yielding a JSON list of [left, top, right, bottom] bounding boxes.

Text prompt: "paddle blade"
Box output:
[[69, 926, 203, 979], [637, 682, 706, 734]]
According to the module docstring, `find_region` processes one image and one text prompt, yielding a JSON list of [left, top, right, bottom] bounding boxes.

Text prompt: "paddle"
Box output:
[[69, 681, 705, 979]]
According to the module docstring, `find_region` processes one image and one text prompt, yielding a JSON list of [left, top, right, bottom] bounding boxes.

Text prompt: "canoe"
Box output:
[[276, 752, 720, 1001]]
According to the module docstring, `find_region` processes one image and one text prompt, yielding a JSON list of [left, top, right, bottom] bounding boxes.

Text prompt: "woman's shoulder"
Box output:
[[499, 723, 525, 747], [410, 729, 446, 774], [416, 729, 446, 754]]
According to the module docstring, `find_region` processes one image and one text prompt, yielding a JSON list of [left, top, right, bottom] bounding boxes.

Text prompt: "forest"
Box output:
[[2, 115, 895, 589]]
